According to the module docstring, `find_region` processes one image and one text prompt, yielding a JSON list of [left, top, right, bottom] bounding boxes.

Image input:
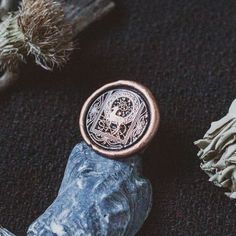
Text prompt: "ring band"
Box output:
[[79, 80, 160, 158]]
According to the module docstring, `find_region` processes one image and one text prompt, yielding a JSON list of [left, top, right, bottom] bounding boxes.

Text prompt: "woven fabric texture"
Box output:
[[1, 0, 236, 235]]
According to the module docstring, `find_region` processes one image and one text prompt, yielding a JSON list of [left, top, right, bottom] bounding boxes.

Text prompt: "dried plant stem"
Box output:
[[0, 0, 115, 91], [67, 0, 115, 34], [0, 0, 74, 71], [0, 69, 18, 91], [0, 0, 16, 17], [0, 0, 18, 91]]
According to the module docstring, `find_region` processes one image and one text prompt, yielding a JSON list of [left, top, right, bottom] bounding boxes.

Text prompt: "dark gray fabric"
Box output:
[[0, 0, 236, 235]]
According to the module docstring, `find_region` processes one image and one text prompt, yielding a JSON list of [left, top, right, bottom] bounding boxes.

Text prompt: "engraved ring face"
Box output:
[[79, 80, 160, 158]]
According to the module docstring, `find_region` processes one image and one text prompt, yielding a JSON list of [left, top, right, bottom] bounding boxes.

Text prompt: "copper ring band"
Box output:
[[79, 80, 160, 158]]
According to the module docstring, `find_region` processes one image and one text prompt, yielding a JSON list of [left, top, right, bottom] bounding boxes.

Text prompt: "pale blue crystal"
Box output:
[[0, 227, 15, 236], [27, 142, 152, 236]]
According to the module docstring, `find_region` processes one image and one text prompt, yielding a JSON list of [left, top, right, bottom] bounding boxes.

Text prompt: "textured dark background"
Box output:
[[1, 0, 236, 235]]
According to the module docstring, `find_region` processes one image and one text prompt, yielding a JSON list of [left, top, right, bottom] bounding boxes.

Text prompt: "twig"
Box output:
[[0, 0, 18, 91], [65, 0, 115, 35], [0, 0, 17, 11], [0, 70, 18, 92]]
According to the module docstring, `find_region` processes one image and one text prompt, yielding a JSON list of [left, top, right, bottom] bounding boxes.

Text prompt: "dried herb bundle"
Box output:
[[195, 100, 236, 199], [0, 0, 73, 71]]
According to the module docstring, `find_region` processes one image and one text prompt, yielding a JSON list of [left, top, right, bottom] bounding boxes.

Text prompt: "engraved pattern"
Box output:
[[86, 89, 150, 150]]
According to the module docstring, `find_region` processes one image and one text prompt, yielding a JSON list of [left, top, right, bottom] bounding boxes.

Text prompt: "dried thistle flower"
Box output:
[[194, 100, 236, 199], [0, 0, 73, 71]]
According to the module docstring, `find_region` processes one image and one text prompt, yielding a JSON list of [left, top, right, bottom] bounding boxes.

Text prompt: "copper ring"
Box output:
[[79, 80, 160, 158]]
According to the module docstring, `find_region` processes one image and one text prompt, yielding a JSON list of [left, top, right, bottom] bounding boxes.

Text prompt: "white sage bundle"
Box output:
[[195, 99, 236, 199]]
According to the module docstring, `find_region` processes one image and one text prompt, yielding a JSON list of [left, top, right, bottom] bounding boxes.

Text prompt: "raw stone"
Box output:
[[0, 227, 15, 236], [195, 99, 236, 199], [27, 142, 152, 236], [1, 142, 152, 235]]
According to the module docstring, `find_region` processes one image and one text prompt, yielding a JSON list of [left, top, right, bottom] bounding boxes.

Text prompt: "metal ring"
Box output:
[[79, 80, 160, 158]]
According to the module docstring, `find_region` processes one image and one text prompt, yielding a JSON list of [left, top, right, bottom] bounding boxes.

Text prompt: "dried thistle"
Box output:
[[0, 0, 73, 71]]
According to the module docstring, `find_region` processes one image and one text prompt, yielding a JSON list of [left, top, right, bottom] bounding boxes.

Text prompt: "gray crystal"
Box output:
[[27, 142, 152, 236]]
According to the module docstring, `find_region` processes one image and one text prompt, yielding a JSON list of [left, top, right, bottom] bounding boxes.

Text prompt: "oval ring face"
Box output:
[[79, 80, 160, 158], [86, 88, 150, 151]]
